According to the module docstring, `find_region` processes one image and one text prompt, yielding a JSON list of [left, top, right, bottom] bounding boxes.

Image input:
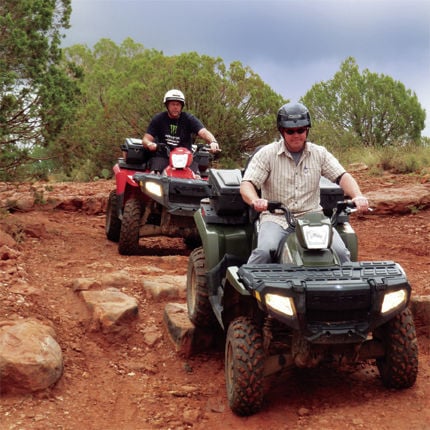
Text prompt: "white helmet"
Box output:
[[163, 89, 185, 106]]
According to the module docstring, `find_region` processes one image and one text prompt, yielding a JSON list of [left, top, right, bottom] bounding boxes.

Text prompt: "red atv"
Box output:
[[105, 138, 212, 255]]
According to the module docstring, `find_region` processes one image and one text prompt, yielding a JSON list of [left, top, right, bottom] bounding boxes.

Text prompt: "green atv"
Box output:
[[186, 168, 419, 416]]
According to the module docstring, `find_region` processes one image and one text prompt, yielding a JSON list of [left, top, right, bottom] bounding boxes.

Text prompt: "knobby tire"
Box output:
[[225, 317, 265, 416], [118, 198, 141, 255], [105, 190, 121, 242], [375, 307, 418, 389]]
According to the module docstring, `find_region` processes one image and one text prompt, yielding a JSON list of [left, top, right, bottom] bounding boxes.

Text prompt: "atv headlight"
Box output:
[[145, 181, 163, 197], [301, 224, 331, 249], [265, 294, 295, 317], [381, 289, 407, 314], [171, 153, 189, 168]]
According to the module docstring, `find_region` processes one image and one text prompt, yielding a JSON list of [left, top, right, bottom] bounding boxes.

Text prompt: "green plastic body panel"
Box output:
[[194, 209, 253, 270], [226, 266, 250, 296], [337, 222, 358, 262]]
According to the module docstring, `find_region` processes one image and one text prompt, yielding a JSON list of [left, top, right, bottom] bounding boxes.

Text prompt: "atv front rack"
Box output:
[[134, 173, 211, 216], [237, 261, 411, 343]]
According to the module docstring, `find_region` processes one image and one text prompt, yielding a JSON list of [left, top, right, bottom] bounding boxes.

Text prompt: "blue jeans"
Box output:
[[247, 221, 351, 264]]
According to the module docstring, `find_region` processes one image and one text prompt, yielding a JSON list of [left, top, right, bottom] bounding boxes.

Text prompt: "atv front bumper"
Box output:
[[134, 173, 211, 216], [236, 261, 411, 343]]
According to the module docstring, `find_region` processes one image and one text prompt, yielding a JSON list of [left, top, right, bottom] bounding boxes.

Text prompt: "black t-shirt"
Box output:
[[146, 111, 205, 150]]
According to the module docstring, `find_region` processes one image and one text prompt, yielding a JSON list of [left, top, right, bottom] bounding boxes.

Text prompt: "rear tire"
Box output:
[[118, 198, 142, 255], [186, 247, 215, 327], [375, 307, 418, 388], [225, 317, 265, 416], [105, 190, 121, 242]]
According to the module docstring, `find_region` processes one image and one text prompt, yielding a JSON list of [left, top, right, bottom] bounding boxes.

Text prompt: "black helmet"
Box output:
[[277, 102, 311, 130]]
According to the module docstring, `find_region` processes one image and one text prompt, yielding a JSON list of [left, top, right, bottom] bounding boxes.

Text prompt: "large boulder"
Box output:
[[0, 319, 63, 393]]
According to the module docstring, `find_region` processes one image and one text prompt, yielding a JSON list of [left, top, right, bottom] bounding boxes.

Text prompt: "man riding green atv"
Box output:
[[186, 103, 418, 416]]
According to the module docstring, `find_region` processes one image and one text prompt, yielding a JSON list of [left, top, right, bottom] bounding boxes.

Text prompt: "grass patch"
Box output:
[[331, 143, 430, 177]]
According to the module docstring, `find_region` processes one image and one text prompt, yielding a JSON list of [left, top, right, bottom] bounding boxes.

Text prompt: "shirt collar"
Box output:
[[276, 139, 309, 157]]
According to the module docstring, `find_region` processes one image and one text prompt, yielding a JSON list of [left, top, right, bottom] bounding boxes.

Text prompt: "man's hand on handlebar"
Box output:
[[251, 198, 268, 212], [209, 141, 221, 153], [352, 196, 370, 213]]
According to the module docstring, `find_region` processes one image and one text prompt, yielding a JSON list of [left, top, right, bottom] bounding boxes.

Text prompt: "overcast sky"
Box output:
[[63, 0, 430, 136]]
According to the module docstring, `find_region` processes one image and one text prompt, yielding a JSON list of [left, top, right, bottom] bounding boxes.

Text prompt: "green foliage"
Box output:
[[69, 159, 99, 182], [101, 169, 111, 179], [330, 142, 430, 177], [58, 39, 285, 174], [302, 57, 426, 147], [377, 145, 429, 174], [0, 0, 80, 178]]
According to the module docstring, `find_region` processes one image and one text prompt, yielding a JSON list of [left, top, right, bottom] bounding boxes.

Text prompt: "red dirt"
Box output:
[[0, 172, 429, 430]]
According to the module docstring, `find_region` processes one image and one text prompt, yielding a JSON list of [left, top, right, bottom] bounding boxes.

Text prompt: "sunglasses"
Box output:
[[284, 127, 307, 135]]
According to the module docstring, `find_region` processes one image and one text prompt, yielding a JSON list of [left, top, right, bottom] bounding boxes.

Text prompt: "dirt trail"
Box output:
[[0, 173, 429, 430]]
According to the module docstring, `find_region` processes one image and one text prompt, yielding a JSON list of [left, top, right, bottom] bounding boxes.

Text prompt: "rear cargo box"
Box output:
[[193, 149, 211, 172], [319, 177, 344, 216], [209, 169, 247, 216], [120, 138, 150, 165]]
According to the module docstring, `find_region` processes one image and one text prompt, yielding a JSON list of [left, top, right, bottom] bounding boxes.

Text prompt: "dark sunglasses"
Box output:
[[284, 127, 307, 135]]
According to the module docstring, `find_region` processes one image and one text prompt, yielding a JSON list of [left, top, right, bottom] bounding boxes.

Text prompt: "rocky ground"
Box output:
[[0, 171, 429, 430]]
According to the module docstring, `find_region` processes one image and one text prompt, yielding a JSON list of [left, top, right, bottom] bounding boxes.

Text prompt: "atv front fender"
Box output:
[[113, 163, 141, 195], [194, 209, 253, 271]]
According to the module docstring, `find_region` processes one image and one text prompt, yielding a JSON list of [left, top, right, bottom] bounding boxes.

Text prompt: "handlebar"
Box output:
[[265, 199, 371, 230], [266, 201, 296, 229]]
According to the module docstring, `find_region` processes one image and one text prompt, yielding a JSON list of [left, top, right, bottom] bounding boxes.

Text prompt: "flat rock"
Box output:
[[80, 288, 139, 333], [410, 295, 430, 327], [163, 303, 215, 357], [366, 184, 430, 214], [143, 275, 186, 300]]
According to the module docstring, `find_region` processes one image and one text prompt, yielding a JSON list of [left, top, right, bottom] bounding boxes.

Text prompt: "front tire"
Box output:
[[375, 307, 418, 388], [225, 317, 265, 416], [118, 198, 142, 255], [186, 247, 215, 327], [105, 190, 121, 242]]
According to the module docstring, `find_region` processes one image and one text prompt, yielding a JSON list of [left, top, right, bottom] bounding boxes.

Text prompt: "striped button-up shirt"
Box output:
[[242, 140, 346, 228]]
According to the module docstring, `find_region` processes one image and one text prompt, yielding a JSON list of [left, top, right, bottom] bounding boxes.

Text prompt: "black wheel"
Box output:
[[375, 307, 419, 388], [225, 317, 265, 416], [186, 247, 215, 327], [105, 190, 121, 242], [118, 198, 142, 255]]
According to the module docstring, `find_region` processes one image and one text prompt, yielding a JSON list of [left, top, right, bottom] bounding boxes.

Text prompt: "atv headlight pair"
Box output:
[[381, 289, 407, 314], [265, 294, 295, 317]]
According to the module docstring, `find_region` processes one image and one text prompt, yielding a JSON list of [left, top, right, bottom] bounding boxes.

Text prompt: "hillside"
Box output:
[[0, 172, 429, 429]]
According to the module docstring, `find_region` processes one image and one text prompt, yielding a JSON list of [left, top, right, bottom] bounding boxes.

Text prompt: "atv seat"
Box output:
[[118, 159, 148, 171]]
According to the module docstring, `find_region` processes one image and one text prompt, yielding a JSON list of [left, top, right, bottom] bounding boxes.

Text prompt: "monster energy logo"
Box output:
[[170, 124, 178, 135]]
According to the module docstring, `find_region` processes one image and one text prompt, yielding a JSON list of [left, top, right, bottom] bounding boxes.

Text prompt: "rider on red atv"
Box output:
[[141, 89, 220, 173]]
